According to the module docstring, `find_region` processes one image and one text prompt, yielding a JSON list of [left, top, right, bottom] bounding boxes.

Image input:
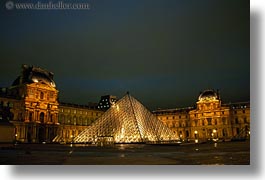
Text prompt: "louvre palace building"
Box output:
[[0, 65, 250, 143]]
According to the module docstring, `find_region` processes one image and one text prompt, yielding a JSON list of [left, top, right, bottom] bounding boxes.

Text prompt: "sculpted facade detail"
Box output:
[[154, 90, 250, 142]]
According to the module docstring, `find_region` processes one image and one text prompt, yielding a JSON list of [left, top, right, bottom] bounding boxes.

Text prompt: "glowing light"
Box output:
[[213, 129, 217, 133], [32, 78, 38, 83], [194, 130, 198, 134], [15, 134, 18, 137], [195, 139, 198, 143], [74, 94, 178, 144]]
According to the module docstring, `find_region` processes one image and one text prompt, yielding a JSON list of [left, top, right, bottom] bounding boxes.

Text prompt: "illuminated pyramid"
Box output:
[[74, 93, 178, 143]]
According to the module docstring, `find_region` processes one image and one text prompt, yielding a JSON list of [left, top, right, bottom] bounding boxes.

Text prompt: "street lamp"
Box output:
[[213, 129, 217, 133], [194, 130, 198, 143], [70, 135, 74, 143], [14, 134, 18, 144], [212, 129, 217, 141]]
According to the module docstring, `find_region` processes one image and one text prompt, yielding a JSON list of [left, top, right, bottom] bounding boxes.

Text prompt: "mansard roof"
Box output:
[[12, 65, 56, 88]]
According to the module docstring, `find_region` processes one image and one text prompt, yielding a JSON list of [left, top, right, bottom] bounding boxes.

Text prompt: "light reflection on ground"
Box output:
[[0, 141, 249, 165]]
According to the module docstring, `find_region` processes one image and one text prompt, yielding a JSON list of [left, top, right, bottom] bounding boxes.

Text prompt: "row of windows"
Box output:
[[60, 109, 101, 116], [0, 101, 13, 108], [234, 110, 247, 114], [194, 111, 226, 117], [98, 105, 110, 108], [58, 116, 96, 125], [164, 115, 188, 120], [27, 111, 54, 123], [161, 111, 228, 120], [28, 89, 55, 100], [234, 117, 248, 124]]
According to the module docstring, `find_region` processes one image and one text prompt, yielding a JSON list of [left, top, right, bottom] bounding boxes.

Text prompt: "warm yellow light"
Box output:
[[195, 139, 198, 143], [194, 130, 198, 134], [15, 134, 18, 137], [213, 129, 217, 133]]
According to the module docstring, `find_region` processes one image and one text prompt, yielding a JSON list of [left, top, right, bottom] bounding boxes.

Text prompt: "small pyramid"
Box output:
[[74, 93, 178, 143]]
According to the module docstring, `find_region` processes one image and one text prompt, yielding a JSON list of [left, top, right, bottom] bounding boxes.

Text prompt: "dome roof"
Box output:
[[198, 89, 219, 101], [12, 65, 56, 88]]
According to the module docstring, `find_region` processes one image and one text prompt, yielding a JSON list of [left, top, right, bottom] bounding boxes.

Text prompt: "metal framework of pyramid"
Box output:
[[74, 93, 178, 143]]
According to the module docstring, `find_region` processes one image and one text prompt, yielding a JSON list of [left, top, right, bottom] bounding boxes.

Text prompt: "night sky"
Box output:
[[0, 0, 249, 110]]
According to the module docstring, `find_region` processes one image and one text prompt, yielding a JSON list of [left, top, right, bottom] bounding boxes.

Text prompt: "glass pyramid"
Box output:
[[74, 93, 178, 143]]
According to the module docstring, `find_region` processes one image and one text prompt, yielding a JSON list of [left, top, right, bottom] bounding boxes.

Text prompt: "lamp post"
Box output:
[[70, 135, 74, 143], [212, 129, 217, 141], [179, 134, 183, 142], [14, 134, 18, 144], [194, 130, 198, 143]]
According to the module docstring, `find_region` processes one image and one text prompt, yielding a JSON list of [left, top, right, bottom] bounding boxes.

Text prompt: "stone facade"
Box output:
[[0, 65, 60, 143], [55, 103, 104, 143], [154, 90, 250, 142], [0, 65, 250, 144], [0, 65, 104, 143]]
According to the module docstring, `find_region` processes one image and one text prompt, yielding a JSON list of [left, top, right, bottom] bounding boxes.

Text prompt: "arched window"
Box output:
[[77, 117, 82, 125], [72, 116, 76, 125], [29, 112, 33, 122], [67, 115, 71, 124], [40, 92, 44, 99], [50, 113, 53, 122], [59, 114, 65, 124], [40, 112, 45, 123], [83, 118, 87, 125]]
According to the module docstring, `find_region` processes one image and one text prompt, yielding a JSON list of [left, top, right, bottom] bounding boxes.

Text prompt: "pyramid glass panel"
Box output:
[[74, 93, 178, 143]]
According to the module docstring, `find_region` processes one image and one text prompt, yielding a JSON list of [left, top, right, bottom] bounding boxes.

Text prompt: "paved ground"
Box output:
[[0, 141, 250, 165]]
